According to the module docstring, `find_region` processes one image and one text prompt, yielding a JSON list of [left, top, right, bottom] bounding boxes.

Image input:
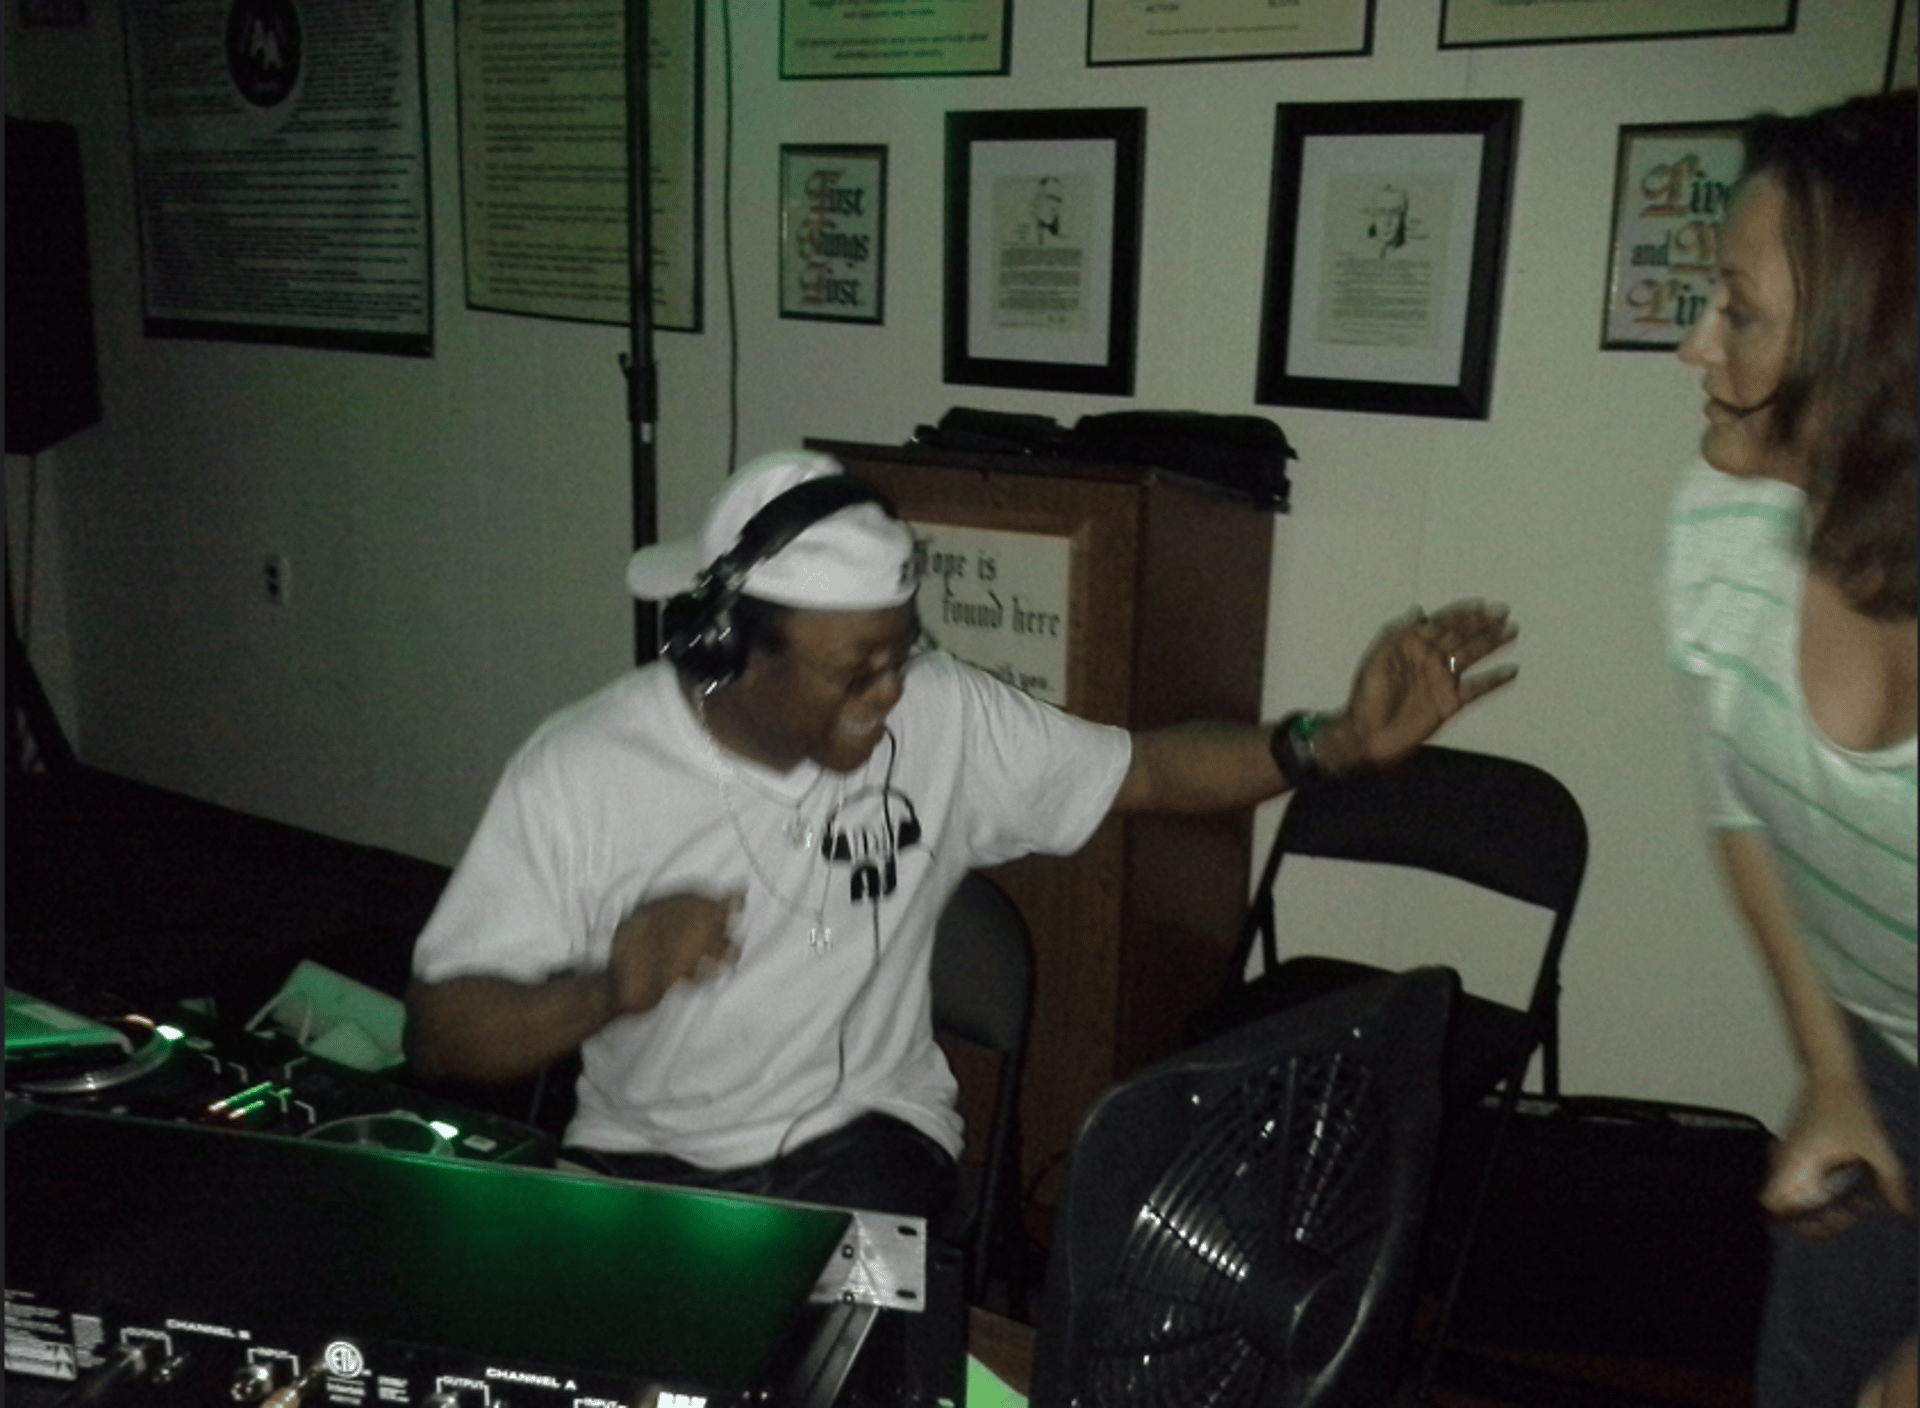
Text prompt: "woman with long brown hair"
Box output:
[[1666, 88, 1917, 1408]]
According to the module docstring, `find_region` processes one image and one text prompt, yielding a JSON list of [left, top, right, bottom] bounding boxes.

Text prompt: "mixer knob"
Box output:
[[261, 1363, 327, 1408], [62, 1343, 156, 1408], [231, 1363, 276, 1403]]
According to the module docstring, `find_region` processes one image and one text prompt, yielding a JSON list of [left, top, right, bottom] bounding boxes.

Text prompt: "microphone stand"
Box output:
[[624, 0, 659, 664]]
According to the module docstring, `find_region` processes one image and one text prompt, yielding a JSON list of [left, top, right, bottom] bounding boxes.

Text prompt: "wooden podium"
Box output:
[[810, 439, 1276, 1203]]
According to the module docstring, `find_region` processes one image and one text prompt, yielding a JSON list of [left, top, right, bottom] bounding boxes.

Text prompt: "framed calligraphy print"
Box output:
[[780, 145, 886, 324], [1601, 122, 1744, 351]]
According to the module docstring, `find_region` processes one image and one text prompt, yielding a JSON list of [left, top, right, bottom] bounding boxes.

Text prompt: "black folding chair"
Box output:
[[931, 870, 1036, 1312], [1184, 745, 1589, 1400]]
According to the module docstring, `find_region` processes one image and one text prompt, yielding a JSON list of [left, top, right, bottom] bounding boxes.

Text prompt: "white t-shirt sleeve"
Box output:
[[411, 744, 590, 984], [940, 658, 1133, 867]]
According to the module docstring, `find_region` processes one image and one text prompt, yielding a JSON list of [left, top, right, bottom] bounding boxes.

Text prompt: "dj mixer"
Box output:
[[4, 995, 966, 1408]]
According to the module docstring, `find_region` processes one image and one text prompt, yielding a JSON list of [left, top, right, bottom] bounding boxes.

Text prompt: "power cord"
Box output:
[[769, 864, 888, 1176], [770, 730, 907, 1175], [719, 0, 740, 476]]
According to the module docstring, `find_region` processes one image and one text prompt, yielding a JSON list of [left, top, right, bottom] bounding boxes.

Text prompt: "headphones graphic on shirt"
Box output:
[[661, 475, 892, 690], [821, 787, 923, 902]]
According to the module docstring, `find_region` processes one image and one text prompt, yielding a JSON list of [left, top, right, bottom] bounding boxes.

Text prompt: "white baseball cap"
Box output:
[[625, 450, 918, 610]]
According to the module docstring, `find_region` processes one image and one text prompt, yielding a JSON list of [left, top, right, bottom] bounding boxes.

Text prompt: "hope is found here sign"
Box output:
[[912, 522, 1072, 706]]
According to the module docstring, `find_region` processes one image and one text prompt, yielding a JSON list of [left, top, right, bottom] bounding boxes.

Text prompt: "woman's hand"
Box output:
[[1767, 1067, 1913, 1236]]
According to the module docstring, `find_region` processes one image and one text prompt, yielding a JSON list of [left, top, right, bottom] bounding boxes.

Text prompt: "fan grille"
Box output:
[[1081, 1050, 1391, 1406]]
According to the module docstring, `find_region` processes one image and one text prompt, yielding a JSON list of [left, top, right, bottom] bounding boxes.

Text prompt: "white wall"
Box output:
[[6, 0, 1902, 1125]]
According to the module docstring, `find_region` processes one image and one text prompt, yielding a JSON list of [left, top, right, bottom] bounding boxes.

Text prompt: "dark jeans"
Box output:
[[563, 1111, 957, 1221], [1756, 1017, 1917, 1408]]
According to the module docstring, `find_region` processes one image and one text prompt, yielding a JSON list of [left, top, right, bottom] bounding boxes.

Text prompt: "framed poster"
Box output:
[[1440, 0, 1793, 48], [944, 108, 1145, 397], [779, 146, 885, 323], [780, 0, 1009, 78], [1086, 0, 1372, 66], [1601, 123, 1745, 351], [124, 0, 432, 355], [456, 0, 702, 331], [1255, 99, 1519, 420]]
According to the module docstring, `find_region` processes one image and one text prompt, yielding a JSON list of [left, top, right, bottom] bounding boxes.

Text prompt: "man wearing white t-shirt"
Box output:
[[406, 449, 1518, 1217]]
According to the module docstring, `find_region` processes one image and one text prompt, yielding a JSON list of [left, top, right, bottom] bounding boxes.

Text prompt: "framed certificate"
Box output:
[[1086, 0, 1372, 66], [780, 0, 1009, 78], [1440, 0, 1793, 48], [1255, 99, 1519, 419]]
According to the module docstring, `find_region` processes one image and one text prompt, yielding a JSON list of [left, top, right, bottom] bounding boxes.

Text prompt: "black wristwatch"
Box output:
[[1270, 711, 1329, 789]]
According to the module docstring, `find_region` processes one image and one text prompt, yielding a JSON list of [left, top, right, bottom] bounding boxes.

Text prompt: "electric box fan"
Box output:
[[1030, 967, 1455, 1407]]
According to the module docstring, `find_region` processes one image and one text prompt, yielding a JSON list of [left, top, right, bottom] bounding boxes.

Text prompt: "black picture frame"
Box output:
[[1438, 0, 1794, 49], [1254, 98, 1519, 420], [779, 144, 886, 324], [943, 108, 1144, 397]]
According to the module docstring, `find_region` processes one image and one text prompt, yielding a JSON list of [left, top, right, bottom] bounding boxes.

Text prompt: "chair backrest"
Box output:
[[1031, 967, 1457, 1406], [1243, 746, 1588, 1002], [1272, 746, 1586, 906], [931, 871, 1034, 1056], [930, 870, 1036, 1305]]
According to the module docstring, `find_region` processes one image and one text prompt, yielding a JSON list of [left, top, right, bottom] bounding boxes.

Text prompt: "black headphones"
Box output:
[[661, 475, 893, 689]]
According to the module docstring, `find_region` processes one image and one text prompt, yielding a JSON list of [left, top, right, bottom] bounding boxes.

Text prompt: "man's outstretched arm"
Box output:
[[1110, 599, 1517, 815]]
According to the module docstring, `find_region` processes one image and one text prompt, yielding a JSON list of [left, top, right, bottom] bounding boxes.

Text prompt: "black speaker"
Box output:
[[6, 117, 103, 456]]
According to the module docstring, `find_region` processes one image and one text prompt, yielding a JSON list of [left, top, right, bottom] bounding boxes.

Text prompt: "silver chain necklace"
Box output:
[[694, 690, 842, 954]]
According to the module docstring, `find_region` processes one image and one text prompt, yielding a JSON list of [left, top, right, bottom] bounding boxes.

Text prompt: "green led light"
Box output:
[[429, 1120, 458, 1140], [155, 1025, 185, 1041]]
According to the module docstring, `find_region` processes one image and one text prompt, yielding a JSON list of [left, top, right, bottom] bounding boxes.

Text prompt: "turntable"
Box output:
[[2, 988, 552, 1164], [4, 989, 134, 1064]]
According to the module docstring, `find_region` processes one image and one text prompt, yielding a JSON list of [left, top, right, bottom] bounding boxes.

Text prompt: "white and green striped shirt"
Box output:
[[1665, 458, 1917, 1064]]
